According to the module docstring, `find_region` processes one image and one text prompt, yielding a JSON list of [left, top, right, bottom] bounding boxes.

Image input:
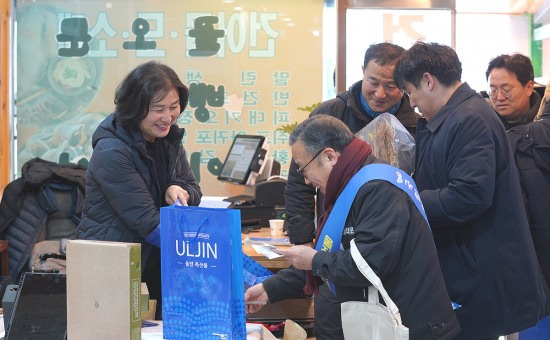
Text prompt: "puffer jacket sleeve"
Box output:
[[0, 177, 24, 238], [170, 146, 202, 206], [89, 142, 160, 238]]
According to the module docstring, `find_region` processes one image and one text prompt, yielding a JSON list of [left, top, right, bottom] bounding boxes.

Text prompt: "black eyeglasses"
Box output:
[[296, 149, 324, 176], [489, 87, 513, 99]]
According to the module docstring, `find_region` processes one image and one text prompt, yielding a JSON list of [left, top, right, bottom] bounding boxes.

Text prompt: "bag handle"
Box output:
[[175, 206, 209, 244], [349, 239, 404, 326]]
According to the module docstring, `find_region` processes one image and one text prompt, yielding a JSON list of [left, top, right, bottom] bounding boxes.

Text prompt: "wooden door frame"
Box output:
[[0, 0, 12, 197], [335, 0, 456, 93]]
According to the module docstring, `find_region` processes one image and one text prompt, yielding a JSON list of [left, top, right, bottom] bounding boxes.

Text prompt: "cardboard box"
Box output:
[[66, 240, 141, 340]]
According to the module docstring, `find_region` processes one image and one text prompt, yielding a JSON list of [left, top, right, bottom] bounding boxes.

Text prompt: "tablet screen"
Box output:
[[218, 135, 266, 185]]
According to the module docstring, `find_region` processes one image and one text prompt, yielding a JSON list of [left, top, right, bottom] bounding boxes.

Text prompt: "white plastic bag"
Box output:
[[356, 113, 416, 175], [341, 239, 409, 339]]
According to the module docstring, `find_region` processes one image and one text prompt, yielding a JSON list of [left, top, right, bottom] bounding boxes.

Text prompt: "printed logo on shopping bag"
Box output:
[[175, 231, 218, 261], [160, 206, 246, 340]]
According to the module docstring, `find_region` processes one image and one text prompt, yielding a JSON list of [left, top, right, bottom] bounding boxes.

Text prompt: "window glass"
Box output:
[[14, 0, 324, 196]]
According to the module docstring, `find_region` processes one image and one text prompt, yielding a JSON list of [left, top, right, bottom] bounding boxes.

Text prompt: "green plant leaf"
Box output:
[[275, 121, 298, 134], [275, 102, 322, 134], [297, 102, 322, 113]]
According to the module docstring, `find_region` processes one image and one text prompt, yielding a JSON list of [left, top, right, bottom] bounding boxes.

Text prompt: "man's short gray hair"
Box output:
[[289, 115, 355, 157]]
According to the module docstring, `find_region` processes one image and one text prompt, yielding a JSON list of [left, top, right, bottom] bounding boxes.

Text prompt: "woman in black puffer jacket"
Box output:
[[77, 61, 202, 319]]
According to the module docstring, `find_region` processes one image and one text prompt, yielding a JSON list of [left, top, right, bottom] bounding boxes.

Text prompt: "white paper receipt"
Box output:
[[251, 243, 284, 259]]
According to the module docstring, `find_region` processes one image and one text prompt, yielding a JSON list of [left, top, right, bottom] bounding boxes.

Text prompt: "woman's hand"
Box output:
[[244, 283, 269, 314], [165, 185, 189, 205]]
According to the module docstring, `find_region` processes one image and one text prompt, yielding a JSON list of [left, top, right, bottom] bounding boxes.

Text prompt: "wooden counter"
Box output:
[[242, 228, 291, 271], [242, 228, 314, 325]]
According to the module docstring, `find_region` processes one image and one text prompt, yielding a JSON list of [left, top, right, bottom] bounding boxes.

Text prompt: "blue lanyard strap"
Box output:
[[314, 164, 432, 296], [315, 163, 429, 254]]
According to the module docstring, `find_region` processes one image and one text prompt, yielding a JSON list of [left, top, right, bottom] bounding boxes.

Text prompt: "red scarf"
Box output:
[[304, 137, 372, 295]]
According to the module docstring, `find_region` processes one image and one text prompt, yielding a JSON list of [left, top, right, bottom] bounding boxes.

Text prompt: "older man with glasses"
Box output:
[[283, 42, 420, 338], [486, 53, 541, 130], [245, 115, 460, 340]]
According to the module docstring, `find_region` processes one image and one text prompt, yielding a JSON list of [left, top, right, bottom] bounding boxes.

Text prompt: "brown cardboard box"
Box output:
[[66, 240, 141, 340]]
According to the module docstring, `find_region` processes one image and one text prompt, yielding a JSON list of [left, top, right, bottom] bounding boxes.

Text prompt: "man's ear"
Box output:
[[423, 72, 435, 91], [525, 80, 535, 95], [325, 148, 339, 165]]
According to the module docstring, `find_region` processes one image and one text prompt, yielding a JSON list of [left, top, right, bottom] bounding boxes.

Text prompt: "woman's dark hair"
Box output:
[[114, 61, 189, 130]]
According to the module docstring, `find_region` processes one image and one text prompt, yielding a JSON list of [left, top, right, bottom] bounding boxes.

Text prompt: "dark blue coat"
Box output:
[[77, 113, 201, 267], [414, 83, 550, 339]]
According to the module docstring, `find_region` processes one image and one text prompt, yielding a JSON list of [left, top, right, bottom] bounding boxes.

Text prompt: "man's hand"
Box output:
[[302, 242, 315, 249], [244, 283, 269, 314], [165, 185, 189, 205], [275, 245, 317, 270]]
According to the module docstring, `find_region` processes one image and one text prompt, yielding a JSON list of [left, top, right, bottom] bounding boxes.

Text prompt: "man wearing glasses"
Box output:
[[486, 53, 541, 130], [394, 42, 550, 339], [284, 42, 419, 338], [487, 55, 550, 298], [245, 115, 460, 340], [486, 54, 550, 289]]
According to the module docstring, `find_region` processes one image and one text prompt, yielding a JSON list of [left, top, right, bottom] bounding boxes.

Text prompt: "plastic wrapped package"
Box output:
[[355, 113, 416, 175]]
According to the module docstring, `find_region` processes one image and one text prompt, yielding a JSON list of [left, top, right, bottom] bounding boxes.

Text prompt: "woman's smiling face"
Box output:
[[139, 88, 180, 142]]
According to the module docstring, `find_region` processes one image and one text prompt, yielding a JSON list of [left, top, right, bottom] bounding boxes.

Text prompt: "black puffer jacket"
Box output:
[[0, 158, 86, 279], [77, 113, 201, 267], [285, 81, 419, 244], [264, 157, 460, 339], [507, 98, 550, 289], [499, 91, 541, 130]]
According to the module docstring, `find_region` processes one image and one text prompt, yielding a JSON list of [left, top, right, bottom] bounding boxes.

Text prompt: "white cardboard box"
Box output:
[[66, 240, 142, 340]]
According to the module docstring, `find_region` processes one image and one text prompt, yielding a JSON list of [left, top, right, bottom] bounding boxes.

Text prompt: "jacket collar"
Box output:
[[500, 91, 542, 129], [425, 82, 476, 133], [343, 80, 418, 126], [93, 113, 185, 149]]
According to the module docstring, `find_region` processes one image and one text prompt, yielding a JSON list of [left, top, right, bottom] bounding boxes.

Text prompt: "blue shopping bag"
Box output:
[[242, 253, 274, 289], [160, 205, 246, 340]]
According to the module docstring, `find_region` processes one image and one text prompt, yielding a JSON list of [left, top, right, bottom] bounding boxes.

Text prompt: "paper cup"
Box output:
[[269, 219, 285, 237]]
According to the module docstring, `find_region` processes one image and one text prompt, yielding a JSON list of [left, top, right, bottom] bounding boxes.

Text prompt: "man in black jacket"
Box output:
[[394, 41, 550, 339], [284, 43, 419, 337], [509, 92, 550, 337], [486, 53, 541, 130], [245, 115, 460, 340], [487, 56, 550, 291]]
